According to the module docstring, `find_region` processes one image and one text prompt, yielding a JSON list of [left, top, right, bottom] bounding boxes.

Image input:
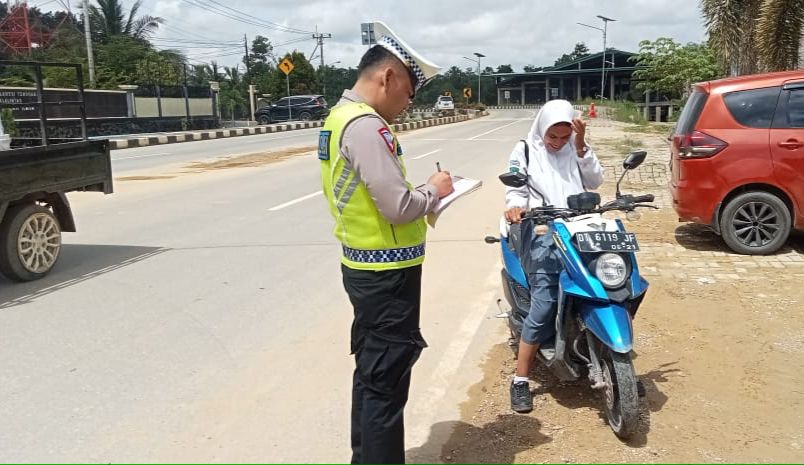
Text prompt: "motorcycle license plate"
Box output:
[[574, 232, 640, 252]]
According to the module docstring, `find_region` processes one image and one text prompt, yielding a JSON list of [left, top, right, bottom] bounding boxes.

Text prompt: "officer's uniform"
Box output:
[[318, 21, 442, 464]]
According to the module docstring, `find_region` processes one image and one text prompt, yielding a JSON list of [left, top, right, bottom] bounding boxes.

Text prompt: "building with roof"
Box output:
[[492, 49, 638, 105]]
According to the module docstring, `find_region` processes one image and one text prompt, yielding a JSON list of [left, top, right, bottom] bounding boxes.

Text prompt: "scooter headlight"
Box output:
[[594, 253, 628, 289]]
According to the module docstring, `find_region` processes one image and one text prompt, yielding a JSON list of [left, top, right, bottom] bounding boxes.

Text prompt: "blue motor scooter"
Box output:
[[486, 151, 656, 439]]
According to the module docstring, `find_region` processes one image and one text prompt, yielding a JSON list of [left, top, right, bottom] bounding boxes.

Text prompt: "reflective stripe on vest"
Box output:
[[320, 101, 426, 271]]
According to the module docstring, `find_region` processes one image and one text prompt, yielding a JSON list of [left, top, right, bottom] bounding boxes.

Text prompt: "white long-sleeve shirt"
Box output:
[[504, 140, 604, 209]]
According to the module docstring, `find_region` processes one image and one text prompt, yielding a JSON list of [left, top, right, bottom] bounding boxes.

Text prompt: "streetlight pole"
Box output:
[[322, 60, 340, 100], [463, 52, 485, 104], [578, 15, 616, 99]]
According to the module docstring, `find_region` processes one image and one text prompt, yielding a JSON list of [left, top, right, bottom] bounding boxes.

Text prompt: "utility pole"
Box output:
[[81, 0, 95, 87], [243, 34, 251, 76], [311, 31, 332, 69], [597, 15, 616, 100]]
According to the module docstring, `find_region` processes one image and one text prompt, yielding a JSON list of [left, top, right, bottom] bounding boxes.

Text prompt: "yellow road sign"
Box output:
[[279, 58, 294, 75], [463, 87, 472, 99], [443, 91, 452, 97]]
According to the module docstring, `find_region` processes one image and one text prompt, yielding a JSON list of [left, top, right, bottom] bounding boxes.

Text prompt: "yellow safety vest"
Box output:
[[319, 102, 427, 270]]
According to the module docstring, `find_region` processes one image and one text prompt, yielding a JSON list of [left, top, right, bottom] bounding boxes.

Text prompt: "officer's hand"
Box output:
[[428, 171, 454, 198], [505, 207, 525, 224]]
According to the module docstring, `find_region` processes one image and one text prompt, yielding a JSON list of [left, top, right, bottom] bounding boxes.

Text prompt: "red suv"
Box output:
[[670, 70, 804, 255]]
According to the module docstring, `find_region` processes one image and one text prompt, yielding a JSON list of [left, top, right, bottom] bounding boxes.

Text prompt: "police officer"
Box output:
[[318, 21, 453, 464]]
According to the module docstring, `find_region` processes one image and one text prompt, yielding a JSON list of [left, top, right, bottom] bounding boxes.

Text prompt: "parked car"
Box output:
[[670, 70, 804, 255], [435, 95, 455, 115], [255, 95, 329, 124]]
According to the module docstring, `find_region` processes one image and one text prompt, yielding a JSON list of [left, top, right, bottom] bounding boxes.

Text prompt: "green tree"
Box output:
[[318, 65, 358, 106], [523, 65, 542, 72], [219, 66, 247, 119], [631, 38, 724, 99], [87, 0, 163, 42], [269, 51, 318, 97], [95, 35, 151, 83], [701, 0, 804, 73], [245, 36, 279, 98], [496, 64, 514, 73], [554, 42, 590, 66], [134, 49, 186, 85]]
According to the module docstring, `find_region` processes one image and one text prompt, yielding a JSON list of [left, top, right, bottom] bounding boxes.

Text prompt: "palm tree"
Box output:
[[701, 0, 804, 74], [755, 0, 804, 71], [87, 0, 163, 42]]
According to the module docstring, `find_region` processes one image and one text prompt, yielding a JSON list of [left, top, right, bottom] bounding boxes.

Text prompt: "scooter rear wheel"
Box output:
[[600, 349, 639, 439]]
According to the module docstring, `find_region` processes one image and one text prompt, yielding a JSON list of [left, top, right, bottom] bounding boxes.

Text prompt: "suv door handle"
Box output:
[[778, 139, 803, 149]]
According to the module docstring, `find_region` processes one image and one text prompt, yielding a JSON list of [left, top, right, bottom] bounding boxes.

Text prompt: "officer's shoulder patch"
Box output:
[[377, 127, 395, 154], [318, 130, 331, 160]]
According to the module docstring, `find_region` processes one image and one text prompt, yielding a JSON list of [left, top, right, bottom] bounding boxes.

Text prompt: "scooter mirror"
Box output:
[[498, 171, 527, 188], [623, 151, 647, 170]]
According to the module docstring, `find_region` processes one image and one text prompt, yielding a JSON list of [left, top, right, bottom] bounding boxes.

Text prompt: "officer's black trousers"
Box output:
[[341, 264, 427, 464]]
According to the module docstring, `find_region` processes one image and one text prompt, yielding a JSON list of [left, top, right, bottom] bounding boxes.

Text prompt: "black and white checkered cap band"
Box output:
[[378, 35, 428, 91]]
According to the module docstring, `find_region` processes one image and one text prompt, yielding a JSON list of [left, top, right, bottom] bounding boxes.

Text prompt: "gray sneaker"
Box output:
[[510, 381, 533, 413]]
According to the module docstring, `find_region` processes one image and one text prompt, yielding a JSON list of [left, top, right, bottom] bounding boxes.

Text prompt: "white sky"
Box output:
[[33, 0, 709, 72]]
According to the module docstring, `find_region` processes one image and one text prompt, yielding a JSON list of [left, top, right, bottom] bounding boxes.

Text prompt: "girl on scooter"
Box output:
[[504, 99, 604, 413]]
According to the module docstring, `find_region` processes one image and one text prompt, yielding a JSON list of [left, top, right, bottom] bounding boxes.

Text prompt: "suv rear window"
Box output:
[[723, 86, 781, 128], [675, 89, 708, 135]]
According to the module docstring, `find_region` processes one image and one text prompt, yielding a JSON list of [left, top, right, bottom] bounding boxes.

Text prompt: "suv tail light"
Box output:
[[674, 130, 728, 159]]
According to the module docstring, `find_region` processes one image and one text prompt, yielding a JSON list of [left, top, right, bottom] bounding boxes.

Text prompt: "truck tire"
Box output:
[[0, 203, 62, 281]]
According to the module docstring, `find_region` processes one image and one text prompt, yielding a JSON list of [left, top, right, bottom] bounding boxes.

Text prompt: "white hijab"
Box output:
[[525, 99, 586, 208]]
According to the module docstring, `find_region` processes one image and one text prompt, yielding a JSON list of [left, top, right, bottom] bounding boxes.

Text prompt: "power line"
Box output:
[[151, 38, 242, 47], [180, 0, 314, 35], [193, 0, 314, 35]]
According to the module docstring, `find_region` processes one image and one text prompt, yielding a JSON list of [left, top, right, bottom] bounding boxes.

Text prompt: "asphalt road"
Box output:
[[0, 109, 538, 462]]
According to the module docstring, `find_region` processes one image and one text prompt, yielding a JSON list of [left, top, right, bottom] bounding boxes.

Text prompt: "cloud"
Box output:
[[143, 0, 707, 71]]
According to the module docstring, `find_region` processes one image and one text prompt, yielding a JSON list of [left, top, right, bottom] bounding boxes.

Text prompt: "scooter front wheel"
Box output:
[[600, 349, 639, 439]]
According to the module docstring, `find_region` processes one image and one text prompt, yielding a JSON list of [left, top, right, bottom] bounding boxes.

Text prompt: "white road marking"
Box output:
[[115, 152, 171, 160], [412, 149, 442, 160], [407, 265, 502, 447], [468, 119, 525, 140], [268, 191, 323, 211]]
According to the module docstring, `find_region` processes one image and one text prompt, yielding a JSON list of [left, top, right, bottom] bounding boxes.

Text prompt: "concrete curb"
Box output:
[[109, 120, 324, 150], [110, 112, 487, 150]]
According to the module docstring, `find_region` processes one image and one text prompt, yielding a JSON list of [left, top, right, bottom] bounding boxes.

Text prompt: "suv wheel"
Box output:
[[720, 191, 791, 255], [258, 115, 271, 125], [299, 111, 312, 121]]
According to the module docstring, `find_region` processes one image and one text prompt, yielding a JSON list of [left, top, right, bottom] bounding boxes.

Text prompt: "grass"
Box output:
[[575, 98, 648, 125], [598, 135, 646, 154], [623, 123, 675, 136]]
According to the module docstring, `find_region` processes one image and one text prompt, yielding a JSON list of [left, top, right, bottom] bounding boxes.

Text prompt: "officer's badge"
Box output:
[[377, 127, 395, 154], [318, 130, 331, 160]]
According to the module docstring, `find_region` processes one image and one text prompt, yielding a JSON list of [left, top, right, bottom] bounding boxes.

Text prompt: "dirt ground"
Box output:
[[426, 119, 804, 463]]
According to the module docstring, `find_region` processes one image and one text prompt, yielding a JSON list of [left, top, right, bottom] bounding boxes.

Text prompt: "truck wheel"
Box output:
[[720, 191, 791, 255], [0, 203, 62, 281]]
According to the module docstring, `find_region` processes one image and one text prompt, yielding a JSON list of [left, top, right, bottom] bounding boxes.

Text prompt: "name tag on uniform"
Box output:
[[318, 130, 331, 160]]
